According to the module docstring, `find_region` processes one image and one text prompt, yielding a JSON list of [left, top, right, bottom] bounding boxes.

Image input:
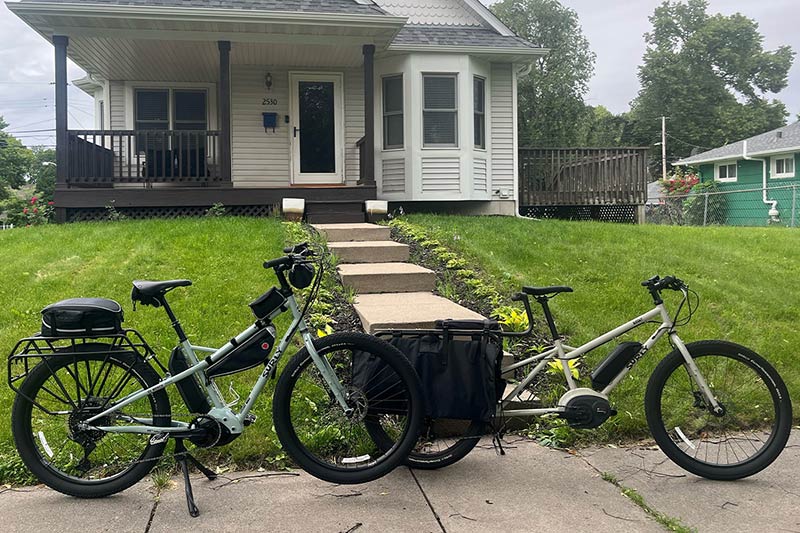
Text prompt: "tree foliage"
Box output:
[[492, 0, 595, 147], [0, 117, 35, 192], [630, 0, 794, 159], [30, 146, 56, 201]]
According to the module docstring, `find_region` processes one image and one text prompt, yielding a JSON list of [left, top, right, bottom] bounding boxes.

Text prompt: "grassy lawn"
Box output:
[[407, 214, 800, 439], [0, 217, 297, 477]]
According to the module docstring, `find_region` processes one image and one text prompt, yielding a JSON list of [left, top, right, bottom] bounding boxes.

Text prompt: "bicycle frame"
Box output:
[[499, 300, 721, 417], [84, 292, 350, 436]]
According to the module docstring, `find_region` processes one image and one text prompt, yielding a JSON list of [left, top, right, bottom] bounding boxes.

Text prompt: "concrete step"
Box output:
[[338, 262, 436, 294], [354, 291, 485, 333], [305, 201, 365, 224], [329, 241, 409, 264], [313, 223, 390, 242]]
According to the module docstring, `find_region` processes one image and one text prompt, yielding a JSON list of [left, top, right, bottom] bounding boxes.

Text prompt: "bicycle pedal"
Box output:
[[243, 413, 257, 427]]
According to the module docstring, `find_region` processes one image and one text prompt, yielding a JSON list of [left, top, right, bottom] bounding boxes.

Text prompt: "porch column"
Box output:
[[218, 40, 232, 184], [360, 44, 376, 186], [54, 35, 68, 188]]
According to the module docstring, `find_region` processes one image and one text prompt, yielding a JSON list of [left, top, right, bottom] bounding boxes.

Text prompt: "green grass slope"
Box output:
[[408, 214, 800, 437], [0, 217, 294, 475]]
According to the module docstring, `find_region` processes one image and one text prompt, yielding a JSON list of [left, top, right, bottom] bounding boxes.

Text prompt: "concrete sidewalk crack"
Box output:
[[409, 468, 447, 533], [143, 487, 161, 533]]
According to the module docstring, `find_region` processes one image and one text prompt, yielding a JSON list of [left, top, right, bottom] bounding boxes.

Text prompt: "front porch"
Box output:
[[10, 3, 400, 221]]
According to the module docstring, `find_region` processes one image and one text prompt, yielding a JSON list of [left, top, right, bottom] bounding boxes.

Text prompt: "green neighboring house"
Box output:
[[675, 122, 800, 226]]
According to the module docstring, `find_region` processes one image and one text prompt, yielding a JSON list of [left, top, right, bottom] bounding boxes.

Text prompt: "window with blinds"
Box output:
[[174, 90, 207, 131], [423, 74, 458, 147], [473, 77, 485, 149], [135, 90, 169, 131], [383, 75, 403, 149], [134, 89, 207, 131]]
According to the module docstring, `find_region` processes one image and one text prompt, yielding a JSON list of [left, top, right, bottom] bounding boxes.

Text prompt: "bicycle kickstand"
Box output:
[[174, 438, 218, 518]]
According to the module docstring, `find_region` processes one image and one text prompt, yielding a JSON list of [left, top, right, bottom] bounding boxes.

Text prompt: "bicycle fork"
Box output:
[[670, 333, 723, 415]]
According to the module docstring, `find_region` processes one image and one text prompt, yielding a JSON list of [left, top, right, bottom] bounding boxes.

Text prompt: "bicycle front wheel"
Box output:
[[11, 344, 171, 498], [645, 340, 792, 480], [272, 332, 424, 484]]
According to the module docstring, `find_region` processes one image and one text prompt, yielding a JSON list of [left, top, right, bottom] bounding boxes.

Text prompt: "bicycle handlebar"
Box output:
[[641, 275, 684, 292]]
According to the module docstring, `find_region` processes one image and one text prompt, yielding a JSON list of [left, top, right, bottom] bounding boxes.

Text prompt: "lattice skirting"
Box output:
[[520, 204, 638, 224], [67, 204, 275, 222]]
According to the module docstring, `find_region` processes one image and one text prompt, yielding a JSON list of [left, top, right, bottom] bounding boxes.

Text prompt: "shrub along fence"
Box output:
[[647, 183, 800, 227]]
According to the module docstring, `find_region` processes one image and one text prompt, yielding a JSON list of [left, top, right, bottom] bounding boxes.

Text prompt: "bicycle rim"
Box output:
[[17, 352, 163, 484], [654, 352, 782, 468], [280, 342, 415, 474]]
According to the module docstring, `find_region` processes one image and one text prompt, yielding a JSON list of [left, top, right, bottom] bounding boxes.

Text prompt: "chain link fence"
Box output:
[[646, 183, 800, 227]]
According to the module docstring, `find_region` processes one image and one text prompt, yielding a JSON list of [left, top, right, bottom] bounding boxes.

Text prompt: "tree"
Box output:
[[630, 0, 794, 160], [492, 0, 595, 147], [582, 106, 633, 147], [30, 146, 56, 201], [0, 117, 35, 192]]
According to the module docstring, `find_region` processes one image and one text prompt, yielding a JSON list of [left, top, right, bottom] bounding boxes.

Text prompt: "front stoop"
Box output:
[[338, 263, 436, 294], [328, 241, 410, 264], [313, 223, 390, 242], [354, 292, 485, 333]]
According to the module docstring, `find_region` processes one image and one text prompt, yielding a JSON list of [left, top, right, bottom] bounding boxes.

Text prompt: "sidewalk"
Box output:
[[3, 431, 797, 532]]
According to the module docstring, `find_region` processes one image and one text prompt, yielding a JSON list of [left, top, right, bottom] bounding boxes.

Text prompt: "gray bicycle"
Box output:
[[8, 243, 424, 516], [396, 275, 792, 480]]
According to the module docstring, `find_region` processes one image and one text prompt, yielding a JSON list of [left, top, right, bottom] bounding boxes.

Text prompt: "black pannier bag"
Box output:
[[41, 298, 124, 337], [206, 325, 276, 378], [353, 320, 504, 422]]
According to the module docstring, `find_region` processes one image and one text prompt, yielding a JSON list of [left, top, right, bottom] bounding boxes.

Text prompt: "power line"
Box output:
[[665, 132, 714, 151], [5, 128, 56, 134]]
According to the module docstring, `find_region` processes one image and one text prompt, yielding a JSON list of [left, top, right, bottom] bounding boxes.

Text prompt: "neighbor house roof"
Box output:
[[391, 24, 542, 51], [20, 0, 389, 16], [676, 121, 800, 166]]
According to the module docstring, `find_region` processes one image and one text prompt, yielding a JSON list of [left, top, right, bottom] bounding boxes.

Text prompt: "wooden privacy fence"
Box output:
[[519, 147, 650, 206]]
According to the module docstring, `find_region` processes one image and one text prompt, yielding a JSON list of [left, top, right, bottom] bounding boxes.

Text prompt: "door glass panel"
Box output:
[[299, 81, 336, 174]]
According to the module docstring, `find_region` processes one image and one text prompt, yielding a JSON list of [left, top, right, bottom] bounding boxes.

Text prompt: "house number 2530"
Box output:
[[262, 98, 278, 106]]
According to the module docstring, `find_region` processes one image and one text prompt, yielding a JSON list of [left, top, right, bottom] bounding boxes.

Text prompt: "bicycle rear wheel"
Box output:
[[367, 417, 484, 469], [645, 340, 791, 480], [272, 332, 424, 484], [11, 344, 171, 497]]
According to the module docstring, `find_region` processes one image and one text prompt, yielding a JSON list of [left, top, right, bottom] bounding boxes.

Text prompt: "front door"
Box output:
[[290, 73, 345, 185]]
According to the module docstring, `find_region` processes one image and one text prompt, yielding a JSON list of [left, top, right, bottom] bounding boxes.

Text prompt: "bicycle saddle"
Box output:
[[132, 279, 192, 298], [522, 285, 573, 297]]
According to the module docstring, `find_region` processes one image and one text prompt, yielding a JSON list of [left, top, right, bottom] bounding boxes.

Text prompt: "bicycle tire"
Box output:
[[272, 332, 424, 484], [645, 340, 791, 480], [366, 417, 484, 470], [12, 344, 171, 498]]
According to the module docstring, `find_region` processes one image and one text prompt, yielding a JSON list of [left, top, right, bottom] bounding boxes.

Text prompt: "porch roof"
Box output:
[[8, 0, 406, 81], [18, 0, 389, 16]]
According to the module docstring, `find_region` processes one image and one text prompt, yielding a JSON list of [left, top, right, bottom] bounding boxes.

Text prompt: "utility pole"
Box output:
[[661, 116, 668, 181]]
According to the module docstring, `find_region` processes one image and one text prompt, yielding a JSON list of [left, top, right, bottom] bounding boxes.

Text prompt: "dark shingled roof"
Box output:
[[392, 24, 540, 50], [677, 121, 800, 165], [21, 0, 388, 16]]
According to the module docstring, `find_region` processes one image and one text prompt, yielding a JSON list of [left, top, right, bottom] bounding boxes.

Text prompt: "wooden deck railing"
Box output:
[[66, 130, 221, 185], [519, 147, 650, 206], [356, 136, 367, 183]]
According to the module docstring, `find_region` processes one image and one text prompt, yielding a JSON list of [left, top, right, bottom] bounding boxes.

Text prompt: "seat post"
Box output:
[[158, 296, 188, 343], [535, 297, 560, 341]]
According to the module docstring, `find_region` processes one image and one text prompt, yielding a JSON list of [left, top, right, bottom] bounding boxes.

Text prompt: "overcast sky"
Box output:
[[0, 0, 797, 147]]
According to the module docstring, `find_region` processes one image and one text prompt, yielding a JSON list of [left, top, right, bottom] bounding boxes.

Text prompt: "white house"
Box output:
[[9, 0, 546, 222]]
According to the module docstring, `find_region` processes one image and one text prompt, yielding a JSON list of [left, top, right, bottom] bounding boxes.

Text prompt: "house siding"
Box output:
[[373, 0, 483, 26], [695, 153, 800, 226], [109, 81, 126, 130], [490, 62, 514, 197], [230, 65, 363, 187]]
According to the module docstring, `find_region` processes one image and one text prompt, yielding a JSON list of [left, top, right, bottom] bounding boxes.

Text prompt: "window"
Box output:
[[772, 154, 795, 179], [382, 75, 403, 149], [715, 162, 737, 182], [174, 90, 208, 131], [473, 76, 485, 149], [134, 89, 208, 131], [423, 74, 458, 147], [135, 90, 169, 131]]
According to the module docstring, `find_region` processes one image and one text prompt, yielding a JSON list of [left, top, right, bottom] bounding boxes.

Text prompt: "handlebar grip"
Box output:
[[511, 292, 527, 302], [283, 242, 309, 254], [263, 256, 292, 270], [641, 275, 660, 287]]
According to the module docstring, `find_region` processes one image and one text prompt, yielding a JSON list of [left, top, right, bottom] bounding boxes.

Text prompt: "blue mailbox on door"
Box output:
[[262, 112, 278, 133]]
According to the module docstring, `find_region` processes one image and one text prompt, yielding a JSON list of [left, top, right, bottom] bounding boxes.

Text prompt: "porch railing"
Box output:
[[66, 130, 221, 185], [519, 147, 650, 206]]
